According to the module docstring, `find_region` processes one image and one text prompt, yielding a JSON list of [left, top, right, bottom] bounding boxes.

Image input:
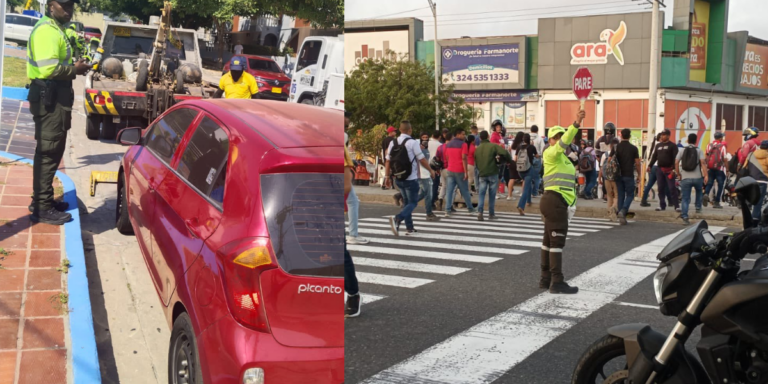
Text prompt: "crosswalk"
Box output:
[[347, 211, 619, 305]]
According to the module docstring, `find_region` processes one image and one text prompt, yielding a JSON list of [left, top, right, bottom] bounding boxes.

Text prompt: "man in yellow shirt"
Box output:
[[217, 56, 258, 99]]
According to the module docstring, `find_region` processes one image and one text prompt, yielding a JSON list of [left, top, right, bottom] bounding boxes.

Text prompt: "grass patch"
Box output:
[[2, 57, 28, 88], [49, 293, 69, 315], [0, 248, 15, 270], [57, 258, 71, 274]]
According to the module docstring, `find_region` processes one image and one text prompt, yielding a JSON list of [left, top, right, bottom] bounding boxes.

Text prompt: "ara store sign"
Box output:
[[442, 44, 520, 85], [570, 21, 628, 65], [573, 67, 593, 103]]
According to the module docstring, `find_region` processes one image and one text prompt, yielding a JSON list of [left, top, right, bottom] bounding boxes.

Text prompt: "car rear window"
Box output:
[[85, 27, 101, 34], [248, 59, 281, 73], [261, 174, 344, 278], [111, 36, 186, 60]]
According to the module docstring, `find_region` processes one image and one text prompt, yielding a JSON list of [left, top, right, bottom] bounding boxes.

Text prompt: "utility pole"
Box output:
[[428, 0, 439, 132], [641, 0, 663, 196], [0, 0, 6, 101]]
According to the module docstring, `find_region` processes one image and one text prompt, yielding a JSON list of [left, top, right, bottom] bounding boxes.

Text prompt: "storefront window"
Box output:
[[716, 104, 743, 131], [748, 106, 768, 131]]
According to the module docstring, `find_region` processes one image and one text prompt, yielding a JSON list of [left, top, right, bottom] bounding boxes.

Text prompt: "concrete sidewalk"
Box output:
[[355, 183, 743, 227]]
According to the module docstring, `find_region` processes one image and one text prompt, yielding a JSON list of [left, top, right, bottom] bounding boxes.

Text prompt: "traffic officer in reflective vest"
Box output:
[[27, 0, 90, 225], [540, 109, 585, 294]]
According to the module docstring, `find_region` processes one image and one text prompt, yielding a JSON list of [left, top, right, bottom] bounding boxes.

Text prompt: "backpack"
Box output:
[[681, 146, 699, 172], [516, 146, 531, 172], [578, 149, 595, 172], [706, 143, 725, 170], [728, 151, 741, 174], [390, 138, 415, 181], [602, 154, 620, 181]]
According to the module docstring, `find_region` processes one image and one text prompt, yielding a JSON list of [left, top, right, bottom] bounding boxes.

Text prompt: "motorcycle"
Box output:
[[572, 176, 768, 384]]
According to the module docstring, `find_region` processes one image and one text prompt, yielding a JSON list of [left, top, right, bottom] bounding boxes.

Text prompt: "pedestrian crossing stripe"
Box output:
[[356, 222, 560, 240], [360, 217, 587, 236], [476, 210, 619, 224], [348, 245, 502, 263], [356, 272, 434, 288], [354, 257, 471, 275], [410, 212, 614, 230], [407, 214, 605, 232], [361, 237, 520, 255], [353, 229, 543, 248], [345, 292, 387, 305]]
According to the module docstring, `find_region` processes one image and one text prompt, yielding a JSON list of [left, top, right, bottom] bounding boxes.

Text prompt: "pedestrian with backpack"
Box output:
[[649, 129, 680, 212], [614, 129, 641, 225], [443, 129, 476, 216], [599, 138, 621, 221], [675, 133, 708, 225], [515, 133, 539, 215], [703, 131, 728, 209], [744, 140, 768, 222], [385, 121, 436, 236], [578, 140, 598, 199]]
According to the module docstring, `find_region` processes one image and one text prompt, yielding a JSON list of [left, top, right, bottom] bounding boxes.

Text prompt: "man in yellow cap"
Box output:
[[216, 56, 258, 99], [27, 0, 90, 225], [539, 109, 585, 294]]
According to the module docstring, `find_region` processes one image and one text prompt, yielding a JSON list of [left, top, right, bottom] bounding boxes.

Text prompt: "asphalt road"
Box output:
[[345, 202, 745, 384]]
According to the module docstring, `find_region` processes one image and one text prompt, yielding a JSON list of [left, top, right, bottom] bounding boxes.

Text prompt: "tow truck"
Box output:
[[83, 2, 217, 141]]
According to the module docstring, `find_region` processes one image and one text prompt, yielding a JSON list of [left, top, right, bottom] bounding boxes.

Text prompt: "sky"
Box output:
[[346, 0, 768, 41]]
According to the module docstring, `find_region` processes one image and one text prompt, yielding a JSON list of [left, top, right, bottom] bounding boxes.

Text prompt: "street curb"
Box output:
[[0, 86, 29, 101], [356, 192, 741, 227], [0, 151, 102, 384]]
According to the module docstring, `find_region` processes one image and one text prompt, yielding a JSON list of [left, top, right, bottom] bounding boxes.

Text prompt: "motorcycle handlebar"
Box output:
[[726, 225, 768, 261]]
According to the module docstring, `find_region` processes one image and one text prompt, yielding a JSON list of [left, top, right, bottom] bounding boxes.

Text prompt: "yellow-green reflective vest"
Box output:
[[27, 16, 73, 80], [542, 124, 579, 206]]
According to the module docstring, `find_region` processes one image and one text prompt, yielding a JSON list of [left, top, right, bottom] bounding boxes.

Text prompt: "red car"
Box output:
[[84, 26, 101, 42], [223, 55, 291, 101], [114, 99, 344, 384]]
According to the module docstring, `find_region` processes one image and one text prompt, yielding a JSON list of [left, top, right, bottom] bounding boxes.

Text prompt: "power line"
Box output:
[[422, 4, 646, 27], [417, 0, 635, 21], [345, 6, 431, 22]]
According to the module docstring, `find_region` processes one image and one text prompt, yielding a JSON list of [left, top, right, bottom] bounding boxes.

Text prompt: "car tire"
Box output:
[[115, 173, 133, 235], [102, 119, 117, 140], [136, 60, 149, 92], [174, 69, 185, 94], [86, 114, 101, 140], [301, 98, 314, 105], [168, 313, 204, 384]]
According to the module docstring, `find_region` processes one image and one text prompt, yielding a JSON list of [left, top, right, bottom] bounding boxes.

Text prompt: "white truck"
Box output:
[[289, 35, 343, 106]]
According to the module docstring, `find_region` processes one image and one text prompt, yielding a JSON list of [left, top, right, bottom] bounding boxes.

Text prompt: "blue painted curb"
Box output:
[[0, 151, 102, 384], [1, 87, 29, 101]]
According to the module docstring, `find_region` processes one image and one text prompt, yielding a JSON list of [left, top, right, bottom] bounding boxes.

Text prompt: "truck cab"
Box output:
[[289, 35, 343, 106]]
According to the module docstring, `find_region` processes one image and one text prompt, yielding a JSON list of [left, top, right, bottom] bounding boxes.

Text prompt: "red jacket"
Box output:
[[739, 138, 761, 164]]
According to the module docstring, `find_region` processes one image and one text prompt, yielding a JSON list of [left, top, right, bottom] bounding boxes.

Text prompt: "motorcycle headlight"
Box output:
[[653, 265, 670, 304]]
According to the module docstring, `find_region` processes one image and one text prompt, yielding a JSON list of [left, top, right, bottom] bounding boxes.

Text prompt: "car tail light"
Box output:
[[216, 237, 277, 333], [94, 95, 106, 105]]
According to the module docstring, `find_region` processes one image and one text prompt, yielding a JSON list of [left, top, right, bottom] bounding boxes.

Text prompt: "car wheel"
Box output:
[[102, 120, 117, 140], [301, 98, 314, 105], [115, 173, 133, 235], [168, 313, 204, 384], [86, 114, 101, 140]]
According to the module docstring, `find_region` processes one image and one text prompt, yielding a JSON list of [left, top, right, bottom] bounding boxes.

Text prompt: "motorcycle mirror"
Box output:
[[735, 177, 761, 205]]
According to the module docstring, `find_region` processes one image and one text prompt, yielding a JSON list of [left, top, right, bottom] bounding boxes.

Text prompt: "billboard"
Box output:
[[441, 44, 520, 85], [689, 0, 710, 82], [450, 91, 538, 103], [344, 30, 410, 73], [740, 43, 768, 90]]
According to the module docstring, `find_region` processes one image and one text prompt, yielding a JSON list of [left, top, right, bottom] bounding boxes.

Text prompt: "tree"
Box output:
[[350, 124, 387, 161], [345, 54, 476, 138]]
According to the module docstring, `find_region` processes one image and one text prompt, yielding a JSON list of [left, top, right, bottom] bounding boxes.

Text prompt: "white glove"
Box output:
[[568, 204, 577, 224]]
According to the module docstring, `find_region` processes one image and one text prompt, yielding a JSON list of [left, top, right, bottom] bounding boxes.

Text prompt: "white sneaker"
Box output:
[[346, 236, 369, 245]]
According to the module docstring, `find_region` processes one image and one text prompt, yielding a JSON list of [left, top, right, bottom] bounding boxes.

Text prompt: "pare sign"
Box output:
[[570, 21, 627, 66]]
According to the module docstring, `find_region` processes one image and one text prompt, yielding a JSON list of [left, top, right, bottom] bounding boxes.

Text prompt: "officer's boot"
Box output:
[[539, 248, 551, 289], [31, 207, 72, 225]]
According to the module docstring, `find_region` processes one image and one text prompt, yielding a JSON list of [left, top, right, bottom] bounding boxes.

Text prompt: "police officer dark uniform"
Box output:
[[27, 0, 90, 225], [540, 109, 586, 294]]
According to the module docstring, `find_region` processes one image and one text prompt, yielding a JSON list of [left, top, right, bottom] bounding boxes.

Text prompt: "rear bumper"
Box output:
[[254, 91, 289, 101], [197, 314, 344, 384], [84, 90, 147, 117]]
